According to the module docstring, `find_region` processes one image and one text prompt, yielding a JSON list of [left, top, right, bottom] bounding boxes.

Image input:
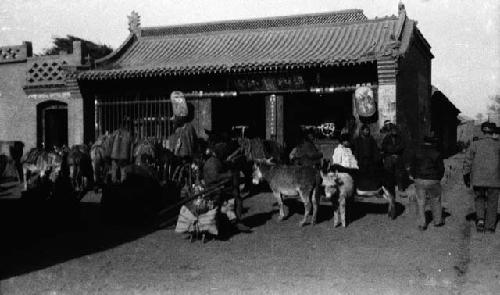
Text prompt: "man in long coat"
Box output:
[[110, 128, 133, 183], [169, 116, 198, 159], [353, 124, 381, 191], [463, 122, 500, 233], [381, 123, 405, 195]]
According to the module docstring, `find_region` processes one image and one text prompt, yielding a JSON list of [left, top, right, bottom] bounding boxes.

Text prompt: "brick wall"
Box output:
[[0, 42, 85, 154], [0, 62, 37, 151], [396, 30, 432, 156]]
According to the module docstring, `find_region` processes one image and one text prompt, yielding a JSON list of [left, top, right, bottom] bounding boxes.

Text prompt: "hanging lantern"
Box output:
[[170, 91, 188, 117], [354, 86, 376, 117]]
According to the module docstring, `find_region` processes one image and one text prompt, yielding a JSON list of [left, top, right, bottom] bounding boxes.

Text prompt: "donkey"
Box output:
[[320, 171, 354, 227], [66, 144, 94, 193], [252, 159, 321, 226], [21, 148, 63, 191]]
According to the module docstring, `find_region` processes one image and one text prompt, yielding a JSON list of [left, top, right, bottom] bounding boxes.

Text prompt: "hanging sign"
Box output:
[[378, 85, 396, 127], [170, 91, 188, 117], [354, 86, 376, 117]]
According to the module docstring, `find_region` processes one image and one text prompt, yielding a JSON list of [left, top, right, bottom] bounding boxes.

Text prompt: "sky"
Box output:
[[1, 0, 499, 118]]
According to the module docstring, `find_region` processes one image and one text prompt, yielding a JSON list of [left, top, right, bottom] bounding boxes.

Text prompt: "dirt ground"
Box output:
[[0, 153, 499, 295]]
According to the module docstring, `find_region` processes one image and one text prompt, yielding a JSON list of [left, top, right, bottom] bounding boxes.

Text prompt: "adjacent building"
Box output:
[[430, 86, 460, 156], [0, 41, 85, 152]]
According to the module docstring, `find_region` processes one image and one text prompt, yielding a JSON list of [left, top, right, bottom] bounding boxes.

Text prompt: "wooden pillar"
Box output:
[[192, 98, 211, 139], [68, 97, 84, 146], [266, 94, 284, 145]]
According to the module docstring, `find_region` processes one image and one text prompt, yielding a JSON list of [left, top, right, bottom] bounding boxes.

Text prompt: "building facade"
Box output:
[[0, 41, 85, 152], [77, 4, 433, 158]]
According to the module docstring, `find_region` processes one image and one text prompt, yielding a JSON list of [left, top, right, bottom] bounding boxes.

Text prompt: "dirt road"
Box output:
[[1, 154, 499, 294]]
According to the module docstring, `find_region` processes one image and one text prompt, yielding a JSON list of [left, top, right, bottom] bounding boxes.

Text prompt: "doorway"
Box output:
[[37, 100, 68, 149], [211, 96, 266, 138]]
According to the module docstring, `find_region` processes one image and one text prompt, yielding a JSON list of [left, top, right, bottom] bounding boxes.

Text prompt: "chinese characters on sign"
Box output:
[[269, 95, 276, 135], [377, 84, 396, 127], [234, 74, 305, 91]]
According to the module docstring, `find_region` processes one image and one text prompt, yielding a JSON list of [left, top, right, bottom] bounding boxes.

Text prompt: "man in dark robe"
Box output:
[[289, 131, 323, 168], [381, 123, 405, 195], [353, 124, 381, 191], [203, 143, 251, 232], [168, 116, 198, 159]]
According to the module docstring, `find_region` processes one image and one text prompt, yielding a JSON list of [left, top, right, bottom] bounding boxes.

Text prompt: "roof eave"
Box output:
[[77, 59, 377, 81]]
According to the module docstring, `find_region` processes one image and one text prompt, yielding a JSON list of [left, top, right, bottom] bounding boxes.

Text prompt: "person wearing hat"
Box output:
[[168, 115, 198, 159], [408, 134, 445, 230], [203, 143, 251, 233], [463, 121, 500, 233]]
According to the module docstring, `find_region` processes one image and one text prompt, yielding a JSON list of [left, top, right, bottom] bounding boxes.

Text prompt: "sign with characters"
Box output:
[[377, 85, 396, 128], [354, 86, 376, 117]]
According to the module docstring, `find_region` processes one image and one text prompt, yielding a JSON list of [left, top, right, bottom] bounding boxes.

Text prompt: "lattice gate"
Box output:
[[94, 96, 174, 143]]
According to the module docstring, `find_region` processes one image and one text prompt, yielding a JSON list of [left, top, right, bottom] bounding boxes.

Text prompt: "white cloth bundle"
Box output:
[[332, 145, 359, 169], [175, 205, 218, 235]]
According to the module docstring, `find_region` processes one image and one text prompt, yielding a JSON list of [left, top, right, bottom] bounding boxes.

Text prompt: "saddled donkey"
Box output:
[[67, 144, 94, 193], [206, 129, 285, 192], [90, 133, 114, 188], [21, 148, 63, 191]]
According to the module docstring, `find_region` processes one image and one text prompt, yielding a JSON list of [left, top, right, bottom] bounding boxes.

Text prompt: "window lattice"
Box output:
[[26, 60, 68, 85], [0, 47, 22, 62]]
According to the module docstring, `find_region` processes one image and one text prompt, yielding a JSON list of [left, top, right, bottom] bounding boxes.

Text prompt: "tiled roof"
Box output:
[[79, 10, 405, 80], [141, 9, 367, 36]]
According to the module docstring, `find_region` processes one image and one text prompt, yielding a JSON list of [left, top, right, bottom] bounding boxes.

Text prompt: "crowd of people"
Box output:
[[289, 120, 499, 233]]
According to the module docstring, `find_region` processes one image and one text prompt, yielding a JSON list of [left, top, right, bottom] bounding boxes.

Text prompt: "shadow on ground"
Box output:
[[0, 195, 156, 280], [276, 198, 406, 225]]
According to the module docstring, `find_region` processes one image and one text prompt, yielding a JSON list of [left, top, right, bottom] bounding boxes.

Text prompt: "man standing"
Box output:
[[381, 122, 405, 196], [463, 122, 500, 233], [409, 135, 445, 230], [353, 124, 381, 191]]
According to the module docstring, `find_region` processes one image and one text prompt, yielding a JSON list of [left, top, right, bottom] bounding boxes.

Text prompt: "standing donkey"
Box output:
[[252, 158, 321, 226]]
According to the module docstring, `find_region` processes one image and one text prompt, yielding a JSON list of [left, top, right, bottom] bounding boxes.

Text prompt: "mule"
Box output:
[[252, 159, 320, 226]]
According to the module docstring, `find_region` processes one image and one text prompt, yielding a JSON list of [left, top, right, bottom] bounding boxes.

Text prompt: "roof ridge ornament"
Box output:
[[395, 1, 407, 41], [398, 1, 406, 16], [128, 11, 141, 36]]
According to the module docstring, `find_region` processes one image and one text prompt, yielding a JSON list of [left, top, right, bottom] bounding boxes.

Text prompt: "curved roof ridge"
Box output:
[[139, 16, 398, 40], [95, 33, 136, 65], [140, 9, 367, 37]]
